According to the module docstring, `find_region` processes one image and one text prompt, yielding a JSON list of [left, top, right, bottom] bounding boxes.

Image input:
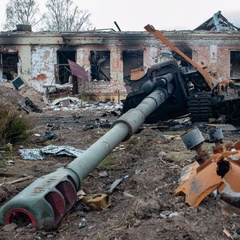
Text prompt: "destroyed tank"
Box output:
[[122, 25, 240, 125]]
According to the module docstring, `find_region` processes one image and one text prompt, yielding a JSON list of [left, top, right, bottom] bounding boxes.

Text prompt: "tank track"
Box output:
[[187, 91, 213, 122]]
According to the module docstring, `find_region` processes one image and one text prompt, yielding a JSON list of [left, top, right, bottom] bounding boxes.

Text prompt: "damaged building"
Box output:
[[0, 11, 240, 102]]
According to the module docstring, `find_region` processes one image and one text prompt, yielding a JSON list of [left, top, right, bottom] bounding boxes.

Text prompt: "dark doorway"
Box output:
[[1, 52, 18, 80], [56, 50, 76, 84]]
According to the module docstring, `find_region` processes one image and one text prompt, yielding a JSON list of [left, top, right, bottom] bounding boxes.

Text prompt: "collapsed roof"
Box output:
[[194, 10, 240, 31]]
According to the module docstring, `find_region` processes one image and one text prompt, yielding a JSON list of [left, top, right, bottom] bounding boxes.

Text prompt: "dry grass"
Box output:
[[0, 105, 35, 145]]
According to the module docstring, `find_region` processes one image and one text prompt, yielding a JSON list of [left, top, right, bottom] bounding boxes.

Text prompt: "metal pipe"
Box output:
[[0, 89, 168, 230], [114, 21, 121, 31]]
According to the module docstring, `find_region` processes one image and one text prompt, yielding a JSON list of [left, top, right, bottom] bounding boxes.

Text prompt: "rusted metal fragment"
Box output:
[[174, 160, 222, 206], [175, 133, 240, 208], [130, 66, 147, 80], [144, 24, 219, 90], [219, 160, 240, 195], [81, 194, 111, 211], [234, 140, 240, 150], [68, 59, 88, 82]]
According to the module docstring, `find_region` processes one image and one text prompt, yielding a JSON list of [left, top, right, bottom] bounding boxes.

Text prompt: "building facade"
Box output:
[[0, 15, 240, 102]]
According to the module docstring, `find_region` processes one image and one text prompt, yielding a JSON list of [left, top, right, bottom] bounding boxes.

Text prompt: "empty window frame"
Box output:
[[1, 52, 18, 80], [90, 51, 110, 81], [171, 47, 192, 67], [56, 50, 76, 84], [230, 51, 240, 80]]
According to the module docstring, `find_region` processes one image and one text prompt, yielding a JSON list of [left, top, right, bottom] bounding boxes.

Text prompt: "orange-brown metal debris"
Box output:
[[130, 66, 147, 80], [174, 127, 240, 209], [174, 160, 222, 206], [81, 194, 111, 211], [144, 24, 219, 90]]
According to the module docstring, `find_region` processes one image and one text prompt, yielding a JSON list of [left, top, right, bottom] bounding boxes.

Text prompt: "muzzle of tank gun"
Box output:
[[141, 73, 174, 94], [0, 167, 80, 230]]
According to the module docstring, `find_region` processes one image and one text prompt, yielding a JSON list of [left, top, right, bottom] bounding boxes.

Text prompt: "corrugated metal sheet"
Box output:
[[68, 59, 88, 82]]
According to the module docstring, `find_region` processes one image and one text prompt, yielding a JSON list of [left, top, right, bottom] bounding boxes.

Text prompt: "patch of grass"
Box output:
[[0, 105, 35, 145], [97, 153, 118, 170]]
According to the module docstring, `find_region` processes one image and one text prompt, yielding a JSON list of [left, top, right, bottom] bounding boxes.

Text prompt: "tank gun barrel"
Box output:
[[0, 88, 170, 230], [142, 73, 173, 94]]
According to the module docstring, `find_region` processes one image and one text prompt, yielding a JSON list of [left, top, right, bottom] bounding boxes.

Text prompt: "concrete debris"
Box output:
[[48, 96, 123, 115], [51, 96, 83, 106], [0, 84, 46, 113], [1, 82, 123, 116], [160, 211, 179, 218], [123, 191, 135, 198], [76, 190, 87, 201], [79, 218, 87, 228], [43, 83, 73, 93], [98, 170, 108, 177], [18, 97, 42, 113]]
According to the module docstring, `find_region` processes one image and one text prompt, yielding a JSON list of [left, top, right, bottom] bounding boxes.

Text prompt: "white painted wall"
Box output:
[[31, 45, 58, 92]]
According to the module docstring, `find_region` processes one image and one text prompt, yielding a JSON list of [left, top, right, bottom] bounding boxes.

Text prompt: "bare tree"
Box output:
[[43, 0, 93, 31], [4, 0, 40, 30]]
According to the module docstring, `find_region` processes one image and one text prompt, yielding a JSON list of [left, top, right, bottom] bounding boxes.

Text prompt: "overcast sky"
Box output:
[[0, 0, 240, 31]]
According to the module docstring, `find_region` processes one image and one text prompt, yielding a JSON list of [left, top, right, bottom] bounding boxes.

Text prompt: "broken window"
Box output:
[[56, 50, 76, 84], [172, 47, 192, 67], [90, 51, 110, 81], [230, 51, 240, 80], [0, 52, 18, 80], [122, 50, 143, 80]]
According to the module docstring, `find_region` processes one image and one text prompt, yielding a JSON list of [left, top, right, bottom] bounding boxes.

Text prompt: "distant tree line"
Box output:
[[3, 0, 93, 31]]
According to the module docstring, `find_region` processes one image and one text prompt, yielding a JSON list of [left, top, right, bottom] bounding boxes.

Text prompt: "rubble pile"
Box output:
[[47, 96, 123, 116], [0, 85, 46, 113], [0, 83, 123, 120], [18, 86, 48, 110], [0, 85, 24, 110]]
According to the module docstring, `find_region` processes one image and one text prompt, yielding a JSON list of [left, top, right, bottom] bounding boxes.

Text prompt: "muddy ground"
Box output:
[[1, 86, 240, 240]]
